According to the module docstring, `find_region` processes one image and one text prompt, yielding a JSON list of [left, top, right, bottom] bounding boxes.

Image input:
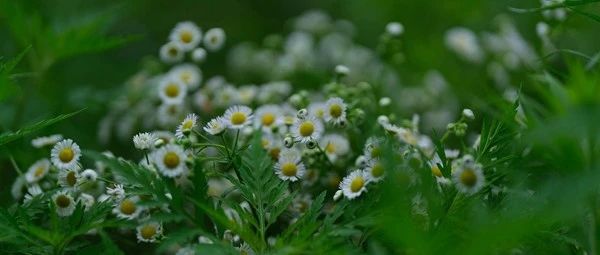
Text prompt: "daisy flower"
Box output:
[[80, 169, 98, 182], [363, 137, 383, 160], [169, 21, 202, 51], [23, 185, 43, 203], [324, 97, 347, 125], [154, 144, 188, 178], [52, 191, 76, 217], [51, 139, 81, 170], [445, 27, 484, 63], [78, 193, 95, 210], [157, 102, 184, 126], [203, 27, 226, 51], [274, 149, 305, 182], [451, 155, 485, 194], [175, 113, 199, 139], [113, 196, 143, 220], [254, 104, 282, 131], [340, 170, 369, 200], [31, 134, 63, 148], [291, 115, 323, 144], [204, 116, 227, 135], [364, 159, 385, 182], [169, 64, 202, 90], [191, 47, 207, 63], [159, 41, 184, 63], [320, 134, 350, 162], [236, 243, 255, 255], [308, 102, 326, 119], [25, 158, 51, 183], [136, 221, 163, 243], [133, 132, 157, 150], [106, 184, 126, 200], [158, 77, 186, 104], [58, 168, 80, 190], [223, 105, 253, 129]]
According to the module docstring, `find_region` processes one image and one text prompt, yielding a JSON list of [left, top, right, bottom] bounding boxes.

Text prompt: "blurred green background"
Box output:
[[1, 0, 599, 206]]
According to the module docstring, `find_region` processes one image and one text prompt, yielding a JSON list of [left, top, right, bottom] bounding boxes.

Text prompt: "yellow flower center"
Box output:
[[261, 113, 276, 126], [66, 171, 77, 186], [281, 162, 297, 177], [370, 146, 381, 158], [329, 104, 343, 118], [59, 148, 74, 163], [34, 166, 46, 177], [316, 109, 324, 118], [269, 148, 281, 160], [460, 169, 477, 187], [163, 152, 180, 169], [350, 176, 365, 192], [55, 195, 71, 208], [180, 71, 191, 84], [182, 120, 194, 130], [299, 121, 315, 137], [231, 112, 247, 125], [140, 224, 157, 240], [165, 83, 180, 98], [180, 30, 193, 43], [371, 163, 384, 177], [284, 116, 294, 125], [431, 165, 443, 177], [325, 143, 336, 154], [120, 199, 136, 215], [168, 47, 178, 56]]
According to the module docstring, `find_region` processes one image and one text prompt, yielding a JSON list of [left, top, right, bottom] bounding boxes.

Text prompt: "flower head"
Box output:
[[159, 41, 184, 63], [31, 134, 63, 148], [169, 64, 202, 90], [291, 115, 323, 144], [58, 168, 80, 190], [113, 196, 143, 220], [320, 134, 350, 162], [52, 191, 76, 217], [25, 159, 51, 184], [175, 113, 199, 139], [136, 221, 163, 243], [154, 144, 188, 178], [133, 132, 157, 150], [204, 116, 227, 135], [364, 159, 385, 182], [203, 28, 226, 51], [324, 97, 347, 125], [255, 104, 282, 131], [340, 170, 369, 200], [158, 77, 186, 104], [451, 155, 485, 194], [169, 21, 202, 51], [51, 139, 81, 170], [274, 149, 305, 182], [223, 105, 253, 129]]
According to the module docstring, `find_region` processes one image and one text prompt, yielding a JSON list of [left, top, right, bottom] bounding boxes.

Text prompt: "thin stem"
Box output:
[[316, 144, 335, 169], [9, 154, 23, 175]]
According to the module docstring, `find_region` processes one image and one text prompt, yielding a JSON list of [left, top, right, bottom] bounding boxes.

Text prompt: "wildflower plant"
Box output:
[[2, 2, 600, 255]]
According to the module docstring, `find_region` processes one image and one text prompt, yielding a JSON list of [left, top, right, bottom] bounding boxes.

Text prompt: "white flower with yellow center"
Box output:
[[158, 77, 186, 104], [451, 155, 485, 194], [340, 170, 369, 200], [31, 134, 62, 148], [363, 137, 384, 161], [78, 193, 95, 211], [175, 113, 199, 139], [113, 196, 143, 220], [157, 103, 184, 126], [191, 47, 207, 63], [154, 144, 188, 178], [58, 168, 80, 190], [320, 134, 350, 162], [223, 105, 253, 129], [133, 132, 157, 150], [25, 159, 51, 183], [159, 41, 184, 63], [169, 64, 202, 90], [238, 85, 258, 105], [52, 191, 76, 217], [203, 27, 226, 51], [169, 21, 202, 51], [324, 97, 347, 125], [365, 159, 385, 182], [136, 221, 163, 243], [23, 185, 43, 203], [204, 116, 227, 135], [308, 102, 326, 119], [255, 105, 282, 131], [274, 149, 305, 182], [291, 116, 323, 144], [107, 184, 126, 200], [51, 139, 81, 170]]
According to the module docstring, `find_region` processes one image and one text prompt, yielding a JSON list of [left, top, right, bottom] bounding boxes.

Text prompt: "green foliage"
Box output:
[[0, 109, 83, 147]]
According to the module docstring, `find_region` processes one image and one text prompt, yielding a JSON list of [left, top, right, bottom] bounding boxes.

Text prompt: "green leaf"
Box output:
[[0, 108, 84, 147]]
